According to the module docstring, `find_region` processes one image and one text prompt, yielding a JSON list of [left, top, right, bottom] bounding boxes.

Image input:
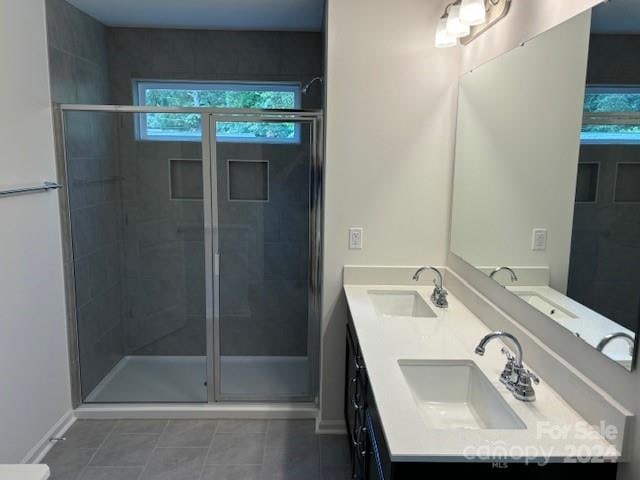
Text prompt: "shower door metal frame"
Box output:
[[56, 104, 323, 406], [208, 113, 323, 403]]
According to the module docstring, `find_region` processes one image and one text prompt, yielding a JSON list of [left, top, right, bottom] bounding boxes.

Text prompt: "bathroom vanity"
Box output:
[[343, 268, 622, 480]]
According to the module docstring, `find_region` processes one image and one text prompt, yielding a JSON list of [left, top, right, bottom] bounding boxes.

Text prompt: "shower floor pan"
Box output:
[[86, 355, 309, 403]]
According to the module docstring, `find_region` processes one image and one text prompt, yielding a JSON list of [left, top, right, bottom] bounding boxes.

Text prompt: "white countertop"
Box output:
[[344, 282, 621, 463], [0, 465, 49, 480], [506, 285, 635, 364]]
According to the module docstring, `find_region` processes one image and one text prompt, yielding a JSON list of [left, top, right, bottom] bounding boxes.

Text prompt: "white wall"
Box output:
[[450, 12, 591, 293], [449, 1, 640, 479], [320, 0, 460, 428], [0, 0, 71, 462]]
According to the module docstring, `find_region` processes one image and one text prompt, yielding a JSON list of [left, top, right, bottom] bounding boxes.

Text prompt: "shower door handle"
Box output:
[[215, 253, 220, 276]]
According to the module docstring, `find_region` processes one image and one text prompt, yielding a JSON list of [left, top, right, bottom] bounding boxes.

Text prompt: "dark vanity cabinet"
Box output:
[[345, 317, 367, 479], [345, 315, 393, 480], [344, 314, 618, 480]]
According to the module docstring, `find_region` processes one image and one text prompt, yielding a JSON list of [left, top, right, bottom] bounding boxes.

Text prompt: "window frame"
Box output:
[[581, 85, 640, 145], [133, 79, 302, 143]]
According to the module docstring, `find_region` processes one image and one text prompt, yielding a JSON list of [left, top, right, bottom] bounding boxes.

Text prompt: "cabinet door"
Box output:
[[345, 331, 358, 446], [365, 412, 385, 480]]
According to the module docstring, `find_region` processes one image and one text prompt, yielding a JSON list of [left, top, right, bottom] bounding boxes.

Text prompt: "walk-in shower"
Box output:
[[57, 105, 323, 405]]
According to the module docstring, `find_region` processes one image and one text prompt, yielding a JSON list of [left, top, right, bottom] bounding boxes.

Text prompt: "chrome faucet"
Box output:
[[489, 266, 518, 283], [596, 332, 635, 356], [475, 331, 539, 402], [412, 266, 448, 309]]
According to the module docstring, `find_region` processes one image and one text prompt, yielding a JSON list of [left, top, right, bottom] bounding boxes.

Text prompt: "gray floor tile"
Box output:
[[113, 420, 168, 434], [263, 445, 320, 467], [60, 420, 118, 449], [321, 466, 351, 480], [201, 465, 262, 480], [215, 419, 268, 434], [266, 419, 315, 436], [90, 434, 159, 467], [43, 447, 96, 480], [260, 461, 321, 480], [157, 420, 217, 448], [42, 419, 349, 480], [206, 432, 265, 465], [265, 420, 318, 448], [78, 467, 143, 480], [319, 435, 350, 467], [140, 447, 207, 480]]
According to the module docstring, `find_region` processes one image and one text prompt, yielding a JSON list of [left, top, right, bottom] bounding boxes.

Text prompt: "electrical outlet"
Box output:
[[532, 228, 547, 251], [349, 227, 363, 249]]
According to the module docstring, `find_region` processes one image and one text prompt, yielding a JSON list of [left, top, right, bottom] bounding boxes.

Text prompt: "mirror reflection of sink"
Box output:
[[398, 359, 526, 430], [368, 290, 436, 318], [513, 292, 577, 320]]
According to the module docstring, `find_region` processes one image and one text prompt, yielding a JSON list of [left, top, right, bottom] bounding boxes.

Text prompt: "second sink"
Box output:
[[398, 359, 526, 430], [368, 290, 436, 318], [512, 291, 577, 320]]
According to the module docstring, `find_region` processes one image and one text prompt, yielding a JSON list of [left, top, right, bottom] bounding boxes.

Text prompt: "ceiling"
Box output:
[[66, 0, 326, 31], [591, 0, 640, 34]]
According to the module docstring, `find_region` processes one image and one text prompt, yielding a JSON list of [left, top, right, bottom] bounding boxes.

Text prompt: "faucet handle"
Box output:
[[512, 366, 540, 402], [430, 286, 448, 309], [521, 368, 540, 385], [500, 347, 515, 363], [498, 348, 517, 388]]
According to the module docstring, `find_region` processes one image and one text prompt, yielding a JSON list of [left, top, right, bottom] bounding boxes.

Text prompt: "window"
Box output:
[[581, 86, 640, 144], [135, 80, 301, 143]]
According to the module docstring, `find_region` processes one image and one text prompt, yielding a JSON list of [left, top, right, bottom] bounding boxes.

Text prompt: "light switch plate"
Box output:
[[349, 227, 363, 249], [532, 228, 547, 251]]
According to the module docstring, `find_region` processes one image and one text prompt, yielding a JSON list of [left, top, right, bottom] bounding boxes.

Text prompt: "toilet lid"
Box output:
[[0, 465, 50, 480]]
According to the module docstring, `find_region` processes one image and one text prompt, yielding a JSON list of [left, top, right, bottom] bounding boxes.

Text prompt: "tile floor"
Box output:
[[43, 419, 351, 480]]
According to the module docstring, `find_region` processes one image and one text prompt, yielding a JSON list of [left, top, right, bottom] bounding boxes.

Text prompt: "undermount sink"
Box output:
[[368, 290, 436, 318], [514, 292, 577, 320], [398, 359, 525, 430]]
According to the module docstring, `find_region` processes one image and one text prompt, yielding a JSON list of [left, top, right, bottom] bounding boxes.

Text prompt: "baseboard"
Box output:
[[315, 418, 346, 434], [22, 410, 75, 464]]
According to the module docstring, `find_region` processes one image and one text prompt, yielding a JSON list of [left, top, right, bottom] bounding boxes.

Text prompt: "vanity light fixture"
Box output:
[[446, 4, 470, 38], [459, 0, 487, 25], [435, 16, 458, 48], [435, 0, 511, 48]]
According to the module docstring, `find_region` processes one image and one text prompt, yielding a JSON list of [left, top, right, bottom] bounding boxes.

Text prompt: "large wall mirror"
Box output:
[[450, 2, 640, 370]]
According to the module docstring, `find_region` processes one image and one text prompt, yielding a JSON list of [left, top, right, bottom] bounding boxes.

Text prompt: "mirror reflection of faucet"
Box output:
[[489, 266, 518, 285], [597, 332, 635, 356]]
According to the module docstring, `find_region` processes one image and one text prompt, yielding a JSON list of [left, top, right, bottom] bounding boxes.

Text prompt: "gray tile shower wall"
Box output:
[[217, 143, 310, 357], [567, 36, 640, 333], [47, 1, 323, 370], [587, 35, 640, 85], [568, 147, 640, 332], [106, 28, 324, 109], [106, 28, 322, 357], [46, 0, 126, 397], [46, 0, 110, 105], [116, 133, 207, 356]]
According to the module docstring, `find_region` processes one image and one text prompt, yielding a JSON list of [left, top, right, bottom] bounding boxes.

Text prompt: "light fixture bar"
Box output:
[[434, 0, 511, 48], [460, 0, 511, 45]]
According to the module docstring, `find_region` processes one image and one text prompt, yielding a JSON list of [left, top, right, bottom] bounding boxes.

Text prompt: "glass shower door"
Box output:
[[63, 109, 208, 403], [211, 117, 316, 401]]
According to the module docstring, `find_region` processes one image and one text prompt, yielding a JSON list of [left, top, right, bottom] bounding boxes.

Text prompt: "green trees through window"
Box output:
[[136, 81, 300, 142], [581, 89, 640, 143]]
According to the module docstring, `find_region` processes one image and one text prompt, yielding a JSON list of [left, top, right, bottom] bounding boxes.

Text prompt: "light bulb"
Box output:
[[435, 17, 457, 48], [446, 5, 471, 38], [460, 0, 487, 26]]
